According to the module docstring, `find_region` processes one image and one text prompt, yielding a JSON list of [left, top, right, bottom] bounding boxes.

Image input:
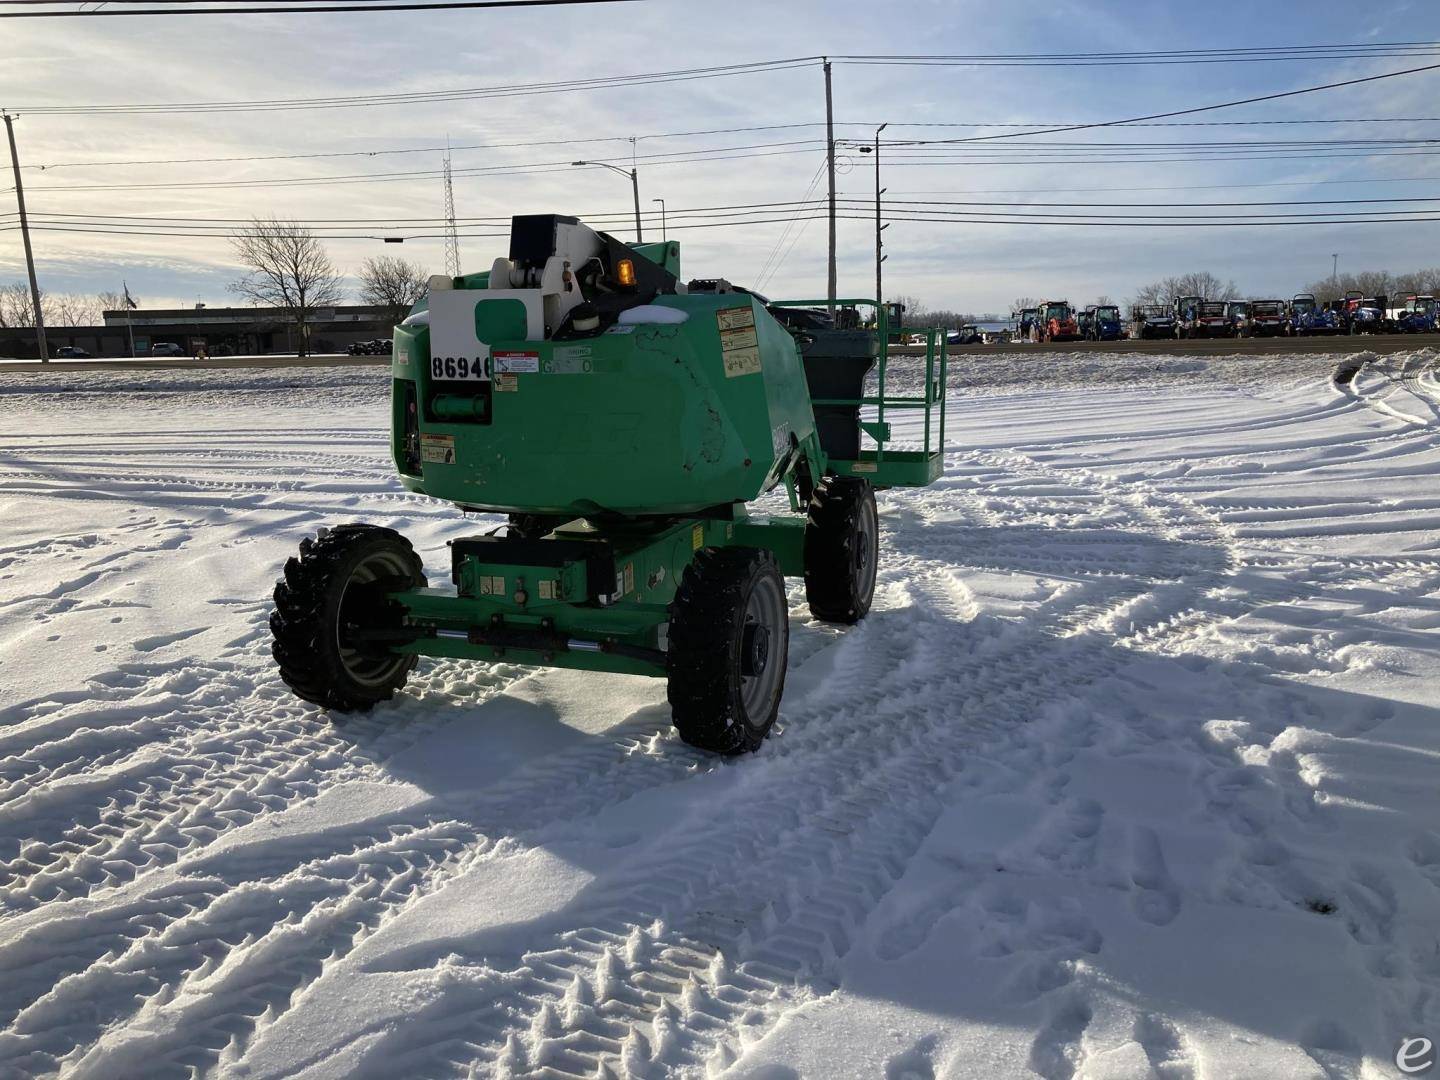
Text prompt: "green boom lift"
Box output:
[[270, 214, 947, 754]]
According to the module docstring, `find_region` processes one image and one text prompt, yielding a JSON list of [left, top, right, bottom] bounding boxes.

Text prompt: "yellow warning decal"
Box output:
[[420, 433, 456, 464], [717, 306, 762, 378], [692, 524, 705, 550]]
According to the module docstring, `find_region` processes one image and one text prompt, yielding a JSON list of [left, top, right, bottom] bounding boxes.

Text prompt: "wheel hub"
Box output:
[[741, 622, 770, 677]]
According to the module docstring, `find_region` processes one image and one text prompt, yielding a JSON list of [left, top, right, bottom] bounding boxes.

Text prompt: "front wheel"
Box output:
[[805, 477, 879, 624], [270, 524, 425, 713], [667, 548, 790, 755]]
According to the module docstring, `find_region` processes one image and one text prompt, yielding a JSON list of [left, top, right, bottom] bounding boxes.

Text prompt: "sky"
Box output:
[[2, 0, 1439, 315]]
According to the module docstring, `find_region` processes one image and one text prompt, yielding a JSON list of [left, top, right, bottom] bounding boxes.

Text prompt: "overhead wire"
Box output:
[[0, 0, 636, 17]]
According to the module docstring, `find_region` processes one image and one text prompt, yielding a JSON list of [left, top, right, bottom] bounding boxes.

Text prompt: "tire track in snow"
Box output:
[[0, 452, 1238, 1079], [247, 465, 1240, 1080]]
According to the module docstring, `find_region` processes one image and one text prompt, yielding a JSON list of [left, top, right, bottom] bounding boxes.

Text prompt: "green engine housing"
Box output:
[[390, 242, 824, 519]]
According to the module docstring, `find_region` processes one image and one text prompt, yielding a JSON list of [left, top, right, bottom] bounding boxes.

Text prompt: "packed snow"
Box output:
[[0, 349, 1438, 1079]]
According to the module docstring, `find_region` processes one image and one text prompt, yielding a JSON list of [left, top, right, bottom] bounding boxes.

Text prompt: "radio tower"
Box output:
[[442, 144, 461, 278]]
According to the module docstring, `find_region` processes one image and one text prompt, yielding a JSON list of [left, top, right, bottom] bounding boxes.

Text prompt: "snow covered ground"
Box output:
[[0, 350, 1438, 1079]]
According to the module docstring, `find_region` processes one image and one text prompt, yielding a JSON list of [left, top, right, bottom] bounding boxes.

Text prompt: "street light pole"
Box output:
[[652, 198, 667, 242], [571, 160, 643, 242], [3, 113, 48, 363]]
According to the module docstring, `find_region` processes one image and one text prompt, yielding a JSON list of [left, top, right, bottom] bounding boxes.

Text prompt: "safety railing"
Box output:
[[769, 298, 947, 488]]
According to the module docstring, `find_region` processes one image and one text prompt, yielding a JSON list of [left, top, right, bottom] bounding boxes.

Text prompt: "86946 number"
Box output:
[[431, 355, 488, 381]]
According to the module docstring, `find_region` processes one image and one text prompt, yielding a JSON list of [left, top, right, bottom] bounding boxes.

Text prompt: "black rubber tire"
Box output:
[[270, 524, 425, 713], [804, 477, 879, 624], [667, 547, 790, 755]]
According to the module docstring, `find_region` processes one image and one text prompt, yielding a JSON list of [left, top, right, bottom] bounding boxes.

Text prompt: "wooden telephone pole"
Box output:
[[3, 113, 48, 362]]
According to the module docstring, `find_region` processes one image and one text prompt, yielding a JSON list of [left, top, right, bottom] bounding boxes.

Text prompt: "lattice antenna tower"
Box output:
[[442, 141, 461, 278]]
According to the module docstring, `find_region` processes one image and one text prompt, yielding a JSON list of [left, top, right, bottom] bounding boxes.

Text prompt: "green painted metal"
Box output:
[[389, 511, 810, 676], [393, 290, 826, 517], [380, 241, 949, 685]]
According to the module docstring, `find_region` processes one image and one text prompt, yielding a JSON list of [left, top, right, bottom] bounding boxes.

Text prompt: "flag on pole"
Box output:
[[123, 282, 137, 309]]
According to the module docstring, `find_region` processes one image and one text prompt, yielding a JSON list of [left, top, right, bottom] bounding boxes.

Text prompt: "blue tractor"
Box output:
[[1289, 293, 1339, 336], [1082, 304, 1125, 342], [1394, 295, 1438, 334]]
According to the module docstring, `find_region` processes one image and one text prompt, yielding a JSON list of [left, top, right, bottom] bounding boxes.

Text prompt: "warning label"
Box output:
[[717, 305, 762, 378], [717, 307, 756, 332], [494, 373, 520, 392], [493, 351, 539, 374], [420, 433, 455, 464]]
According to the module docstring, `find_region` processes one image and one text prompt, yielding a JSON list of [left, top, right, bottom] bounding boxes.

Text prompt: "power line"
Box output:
[[15, 145, 827, 192], [928, 61, 1440, 145], [0, 0, 635, 16], [31, 136, 1440, 197], [877, 150, 1440, 166], [17, 196, 1440, 232], [884, 137, 1440, 149], [14, 43, 1439, 115], [8, 58, 819, 115], [20, 122, 832, 171], [26, 117, 1440, 174], [17, 211, 1440, 243], [17, 190, 1440, 233], [886, 117, 1440, 129], [865, 177, 1440, 197]]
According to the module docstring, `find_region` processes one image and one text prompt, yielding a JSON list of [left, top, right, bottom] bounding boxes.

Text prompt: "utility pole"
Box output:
[[874, 122, 888, 305], [824, 58, 836, 311], [3, 113, 48, 363], [123, 280, 136, 358], [1332, 253, 1339, 288], [630, 167, 642, 243]]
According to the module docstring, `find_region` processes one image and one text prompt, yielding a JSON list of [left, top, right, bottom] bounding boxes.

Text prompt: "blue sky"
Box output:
[[2, 0, 1438, 313]]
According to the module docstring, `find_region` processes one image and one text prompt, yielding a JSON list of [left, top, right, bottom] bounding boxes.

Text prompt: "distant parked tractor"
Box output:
[[1131, 304, 1177, 340], [1080, 304, 1124, 341], [1190, 301, 1234, 339], [1245, 300, 1289, 338], [269, 213, 949, 755], [1343, 293, 1390, 335], [1226, 301, 1249, 338], [1037, 299, 1081, 342], [1391, 295, 1438, 334], [1289, 293, 1339, 336], [1173, 295, 1205, 338], [1016, 307, 1040, 342]]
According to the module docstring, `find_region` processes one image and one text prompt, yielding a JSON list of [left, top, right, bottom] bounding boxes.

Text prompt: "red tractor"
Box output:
[[1036, 299, 1081, 342]]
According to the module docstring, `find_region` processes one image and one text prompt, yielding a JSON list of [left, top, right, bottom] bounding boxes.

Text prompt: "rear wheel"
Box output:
[[270, 524, 425, 713], [805, 477, 879, 624], [667, 548, 789, 755]]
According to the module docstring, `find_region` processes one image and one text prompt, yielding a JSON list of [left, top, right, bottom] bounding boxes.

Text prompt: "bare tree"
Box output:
[[47, 294, 105, 326], [1132, 271, 1240, 309], [0, 281, 44, 328], [1305, 269, 1404, 304], [357, 255, 428, 326], [889, 293, 926, 320], [1011, 296, 1038, 314], [229, 218, 344, 356]]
